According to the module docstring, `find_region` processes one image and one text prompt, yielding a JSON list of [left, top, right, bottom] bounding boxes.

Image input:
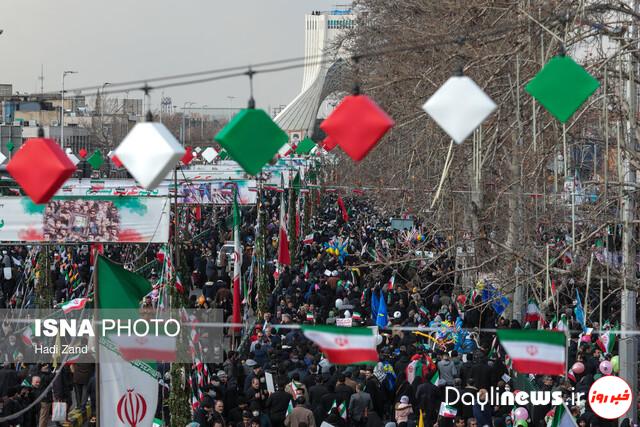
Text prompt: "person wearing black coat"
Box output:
[[265, 380, 292, 427]]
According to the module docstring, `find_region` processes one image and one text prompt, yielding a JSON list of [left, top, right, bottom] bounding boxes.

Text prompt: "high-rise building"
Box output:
[[274, 6, 354, 144]]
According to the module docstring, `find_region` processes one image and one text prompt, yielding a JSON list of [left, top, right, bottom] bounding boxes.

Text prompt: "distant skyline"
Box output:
[[1, 0, 343, 112]]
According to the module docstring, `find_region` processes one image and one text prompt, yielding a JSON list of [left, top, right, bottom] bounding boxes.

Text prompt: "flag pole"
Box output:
[[93, 254, 100, 427]]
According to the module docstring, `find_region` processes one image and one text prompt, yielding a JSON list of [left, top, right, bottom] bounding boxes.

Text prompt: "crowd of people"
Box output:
[[0, 190, 632, 427]]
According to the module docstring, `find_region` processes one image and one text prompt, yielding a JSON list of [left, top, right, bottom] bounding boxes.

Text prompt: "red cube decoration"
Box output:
[[181, 147, 194, 165], [7, 138, 76, 204], [78, 148, 88, 159], [320, 94, 394, 161], [322, 136, 338, 152]]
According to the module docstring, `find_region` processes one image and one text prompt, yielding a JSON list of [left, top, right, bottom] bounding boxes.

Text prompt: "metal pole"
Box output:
[[61, 74, 64, 147], [61, 71, 77, 147], [201, 105, 208, 141], [620, 1, 639, 419]]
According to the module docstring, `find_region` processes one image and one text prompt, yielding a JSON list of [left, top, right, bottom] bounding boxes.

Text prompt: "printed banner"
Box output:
[[176, 180, 257, 205], [0, 197, 169, 243]]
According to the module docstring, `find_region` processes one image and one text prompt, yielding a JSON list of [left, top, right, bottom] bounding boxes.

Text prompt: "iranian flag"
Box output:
[[524, 299, 543, 323], [328, 400, 347, 419], [301, 325, 378, 365], [337, 195, 349, 222], [231, 189, 242, 331], [21, 324, 34, 346], [387, 274, 395, 291], [496, 329, 566, 376], [595, 322, 616, 354], [405, 358, 424, 385], [97, 256, 158, 427], [61, 297, 89, 314], [303, 233, 314, 245], [109, 335, 176, 362], [278, 189, 291, 265], [439, 402, 458, 418]]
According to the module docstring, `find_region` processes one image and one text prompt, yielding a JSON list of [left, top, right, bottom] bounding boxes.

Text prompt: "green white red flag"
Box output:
[[496, 329, 566, 376], [60, 297, 89, 314], [232, 188, 242, 331], [301, 325, 378, 365], [595, 322, 616, 354]]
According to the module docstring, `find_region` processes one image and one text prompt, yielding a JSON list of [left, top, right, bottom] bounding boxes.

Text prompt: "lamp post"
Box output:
[[61, 70, 78, 147], [181, 102, 195, 145], [201, 105, 208, 140]]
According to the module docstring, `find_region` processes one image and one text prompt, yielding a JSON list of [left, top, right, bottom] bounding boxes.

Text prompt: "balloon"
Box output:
[[599, 360, 613, 375], [572, 362, 585, 374], [514, 407, 529, 421], [375, 334, 383, 346], [514, 420, 528, 427], [611, 355, 620, 372]]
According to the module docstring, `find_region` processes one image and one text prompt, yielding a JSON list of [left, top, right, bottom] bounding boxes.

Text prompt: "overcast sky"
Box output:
[[1, 0, 339, 112]]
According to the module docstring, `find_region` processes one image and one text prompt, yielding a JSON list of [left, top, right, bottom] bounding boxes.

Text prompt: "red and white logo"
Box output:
[[334, 337, 349, 347], [588, 375, 633, 419], [525, 345, 539, 356], [117, 389, 148, 427]]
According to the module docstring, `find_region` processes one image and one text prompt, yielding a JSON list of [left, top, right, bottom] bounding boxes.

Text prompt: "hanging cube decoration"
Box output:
[[194, 147, 202, 153], [6, 138, 76, 204], [181, 146, 194, 165], [6, 140, 14, 152], [218, 149, 230, 160], [66, 152, 80, 166], [78, 148, 88, 159], [320, 94, 394, 161], [322, 136, 338, 152], [422, 76, 496, 144], [108, 150, 123, 168], [201, 147, 218, 163], [114, 122, 185, 190], [87, 150, 104, 169], [0, 152, 6, 165], [525, 55, 600, 123], [295, 137, 316, 155], [214, 109, 288, 175]]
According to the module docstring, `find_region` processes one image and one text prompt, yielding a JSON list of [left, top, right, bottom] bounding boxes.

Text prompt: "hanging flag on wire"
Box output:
[[301, 325, 378, 365], [496, 329, 566, 376]]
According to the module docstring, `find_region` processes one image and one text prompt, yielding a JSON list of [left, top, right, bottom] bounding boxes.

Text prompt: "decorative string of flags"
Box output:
[[2, 50, 599, 204]]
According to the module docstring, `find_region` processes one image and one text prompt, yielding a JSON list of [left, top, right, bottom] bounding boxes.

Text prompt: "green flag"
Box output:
[[97, 255, 151, 309]]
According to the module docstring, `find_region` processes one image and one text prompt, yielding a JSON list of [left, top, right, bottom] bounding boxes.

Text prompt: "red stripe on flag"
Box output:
[[321, 348, 379, 365], [119, 348, 177, 362], [511, 359, 564, 376]]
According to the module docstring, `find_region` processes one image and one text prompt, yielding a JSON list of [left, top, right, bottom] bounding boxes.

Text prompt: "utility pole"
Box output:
[[61, 70, 77, 147], [620, 1, 638, 421]]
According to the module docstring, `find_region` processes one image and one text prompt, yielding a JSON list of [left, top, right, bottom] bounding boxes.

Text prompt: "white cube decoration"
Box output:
[[0, 152, 6, 165], [201, 147, 218, 163], [114, 122, 186, 189], [66, 152, 80, 166], [422, 76, 496, 144]]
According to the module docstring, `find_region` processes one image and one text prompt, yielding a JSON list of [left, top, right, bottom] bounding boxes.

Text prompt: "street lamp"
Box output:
[[0, 30, 4, 36], [182, 101, 196, 145], [201, 105, 208, 140], [61, 70, 78, 147]]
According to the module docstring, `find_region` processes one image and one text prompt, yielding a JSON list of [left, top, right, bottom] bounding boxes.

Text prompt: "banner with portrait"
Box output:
[[0, 196, 169, 243], [176, 180, 257, 205]]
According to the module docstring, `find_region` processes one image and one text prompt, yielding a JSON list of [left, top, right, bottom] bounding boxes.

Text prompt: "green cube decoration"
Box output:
[[6, 140, 14, 152], [295, 137, 316, 155], [87, 150, 104, 169], [525, 55, 600, 123], [214, 109, 288, 175], [218, 149, 230, 160]]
